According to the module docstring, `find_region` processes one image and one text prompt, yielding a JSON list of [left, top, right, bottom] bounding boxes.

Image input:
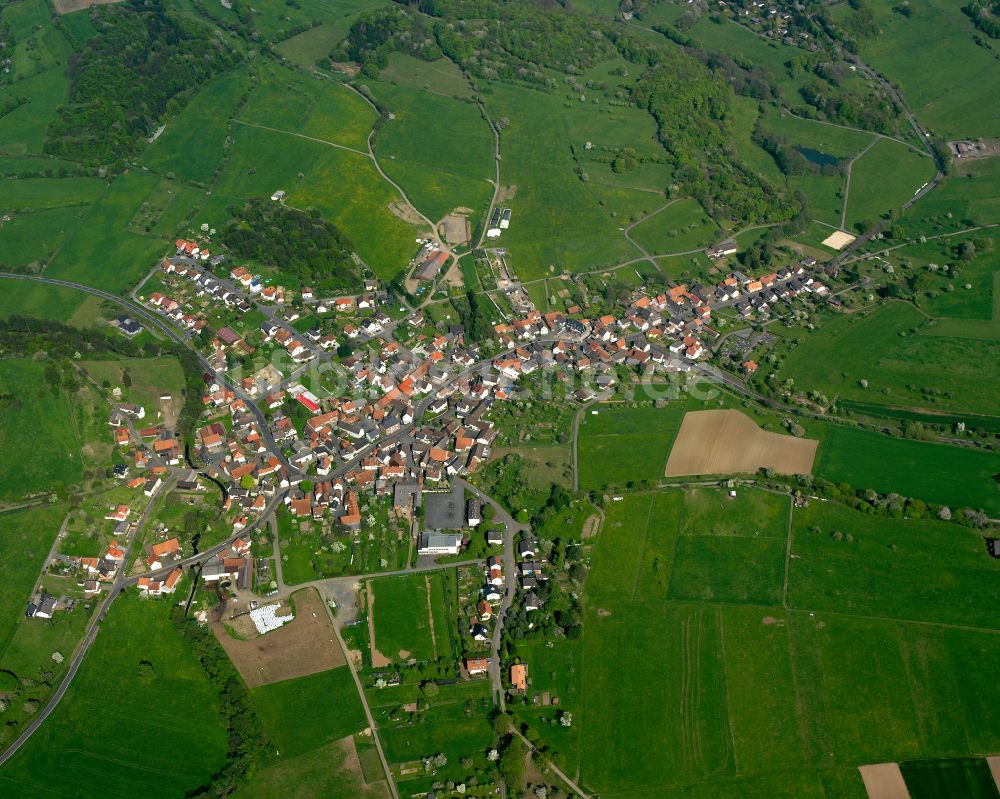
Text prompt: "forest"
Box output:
[[44, 0, 242, 164], [220, 200, 365, 294]]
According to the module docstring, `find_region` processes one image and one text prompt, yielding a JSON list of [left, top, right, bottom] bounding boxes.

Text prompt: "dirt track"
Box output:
[[665, 409, 818, 477], [858, 763, 911, 799], [211, 588, 345, 687]]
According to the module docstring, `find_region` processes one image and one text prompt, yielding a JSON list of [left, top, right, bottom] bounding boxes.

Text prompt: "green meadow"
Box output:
[[0, 598, 228, 798], [480, 81, 642, 279], [212, 123, 416, 279], [368, 74, 494, 222], [858, 0, 1000, 139], [370, 571, 452, 663], [141, 66, 253, 184], [777, 301, 1000, 416], [250, 667, 368, 757], [571, 488, 1000, 797], [846, 139, 936, 228], [238, 62, 375, 152], [628, 198, 722, 254], [789, 501, 1000, 627]]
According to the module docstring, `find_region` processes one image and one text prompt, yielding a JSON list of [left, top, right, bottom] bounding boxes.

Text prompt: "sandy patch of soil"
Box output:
[[495, 185, 518, 203], [440, 213, 471, 246], [388, 200, 426, 227], [597, 608, 612, 617], [581, 514, 601, 539], [821, 230, 857, 250], [366, 584, 392, 668], [210, 589, 345, 687], [858, 763, 911, 799], [665, 409, 818, 477], [52, 0, 120, 13]]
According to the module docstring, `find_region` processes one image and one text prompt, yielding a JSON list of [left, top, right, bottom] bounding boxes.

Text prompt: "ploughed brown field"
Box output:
[[211, 588, 345, 687], [664, 409, 818, 477], [858, 763, 911, 799]]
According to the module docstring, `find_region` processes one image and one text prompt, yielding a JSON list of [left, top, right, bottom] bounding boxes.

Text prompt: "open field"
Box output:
[[858, 0, 1000, 140], [0, 358, 102, 499], [575, 488, 1000, 797], [140, 66, 253, 184], [664, 409, 818, 477], [250, 666, 368, 757], [0, 502, 68, 666], [846, 139, 936, 228], [77, 356, 185, 419], [369, 571, 451, 664], [238, 62, 375, 152], [0, 598, 228, 797], [760, 105, 876, 160], [368, 77, 493, 222], [813, 424, 1000, 514], [577, 396, 729, 491], [0, 67, 68, 156], [777, 301, 1000, 416], [234, 737, 389, 799], [211, 124, 417, 279], [211, 589, 345, 687], [789, 500, 1000, 628], [480, 81, 643, 279], [628, 198, 722, 254], [379, 52, 475, 99]]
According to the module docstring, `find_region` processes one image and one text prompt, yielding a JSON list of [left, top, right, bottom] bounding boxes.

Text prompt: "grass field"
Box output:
[[77, 356, 184, 416], [480, 81, 642, 279], [0, 66, 67, 155], [0, 205, 88, 268], [379, 52, 475, 99], [367, 76, 493, 222], [370, 571, 452, 663], [0, 502, 68, 668], [813, 424, 1000, 513], [789, 500, 1000, 627], [251, 667, 368, 758], [776, 301, 1000, 416], [238, 62, 375, 152], [40, 171, 168, 293], [628, 198, 722, 254], [846, 139, 936, 228], [141, 66, 253, 184], [760, 105, 876, 160], [211, 124, 417, 279], [0, 359, 99, 499], [0, 598, 228, 797], [730, 97, 784, 185], [858, 0, 1000, 139], [574, 487, 1000, 797]]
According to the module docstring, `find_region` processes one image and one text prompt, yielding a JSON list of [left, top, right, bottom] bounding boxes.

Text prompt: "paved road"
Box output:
[[455, 478, 529, 709]]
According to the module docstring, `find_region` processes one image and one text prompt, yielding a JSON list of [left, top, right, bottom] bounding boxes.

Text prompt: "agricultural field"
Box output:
[[901, 759, 1000, 799], [479, 81, 644, 279], [368, 571, 453, 665], [0, 598, 228, 797], [845, 139, 937, 229], [572, 485, 1000, 797]]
